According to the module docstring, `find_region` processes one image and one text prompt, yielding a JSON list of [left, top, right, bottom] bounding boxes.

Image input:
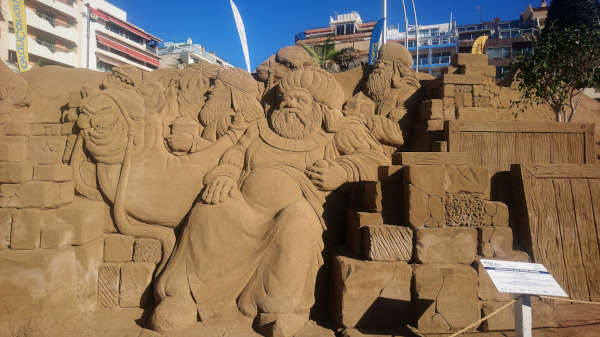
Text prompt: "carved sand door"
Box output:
[[512, 164, 600, 301]]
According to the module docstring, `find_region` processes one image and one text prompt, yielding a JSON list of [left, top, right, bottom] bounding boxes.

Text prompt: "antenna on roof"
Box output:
[[477, 6, 482, 23]]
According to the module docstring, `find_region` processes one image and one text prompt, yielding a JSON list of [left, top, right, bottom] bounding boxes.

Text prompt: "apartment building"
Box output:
[[158, 38, 232, 70], [1, 0, 82, 70], [81, 0, 161, 72], [1, 0, 161, 72], [295, 11, 376, 60], [388, 21, 457, 77], [457, 2, 548, 79]]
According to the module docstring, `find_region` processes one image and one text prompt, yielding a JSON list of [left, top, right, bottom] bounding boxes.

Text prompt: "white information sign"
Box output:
[[480, 259, 568, 297]]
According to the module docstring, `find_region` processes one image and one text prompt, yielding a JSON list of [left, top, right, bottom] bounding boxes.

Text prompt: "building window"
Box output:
[[36, 9, 56, 26], [36, 36, 56, 52], [105, 21, 144, 45], [486, 47, 510, 59], [496, 66, 511, 78], [513, 45, 533, 56], [96, 60, 113, 72], [8, 50, 18, 63], [431, 51, 452, 65], [335, 23, 356, 36]]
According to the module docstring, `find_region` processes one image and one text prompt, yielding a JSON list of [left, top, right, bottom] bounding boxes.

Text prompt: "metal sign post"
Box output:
[[480, 259, 568, 337], [514, 295, 532, 337]]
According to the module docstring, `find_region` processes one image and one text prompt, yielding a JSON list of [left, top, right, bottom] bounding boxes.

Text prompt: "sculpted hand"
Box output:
[[306, 160, 347, 191], [167, 133, 194, 152], [201, 176, 238, 204]]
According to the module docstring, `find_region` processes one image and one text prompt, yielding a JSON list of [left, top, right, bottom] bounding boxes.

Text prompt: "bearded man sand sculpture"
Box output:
[[360, 43, 423, 148], [152, 67, 390, 336]]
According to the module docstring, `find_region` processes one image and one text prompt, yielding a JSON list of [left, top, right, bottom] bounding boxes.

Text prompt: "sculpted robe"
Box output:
[[155, 116, 390, 322]]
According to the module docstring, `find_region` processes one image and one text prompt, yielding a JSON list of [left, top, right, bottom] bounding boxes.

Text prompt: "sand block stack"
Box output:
[[98, 234, 162, 309], [333, 152, 530, 335], [413, 53, 517, 152]]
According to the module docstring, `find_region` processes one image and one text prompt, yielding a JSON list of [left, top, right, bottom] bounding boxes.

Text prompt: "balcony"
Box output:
[[26, 7, 78, 44], [95, 24, 147, 52], [8, 33, 77, 67], [95, 48, 154, 72], [32, 0, 79, 20]]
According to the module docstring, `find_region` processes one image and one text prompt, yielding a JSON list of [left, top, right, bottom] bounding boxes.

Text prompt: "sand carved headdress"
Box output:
[[278, 67, 344, 110], [377, 43, 414, 68]]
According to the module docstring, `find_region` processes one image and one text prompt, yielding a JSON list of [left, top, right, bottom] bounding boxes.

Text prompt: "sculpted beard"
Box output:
[[365, 67, 393, 102], [199, 88, 233, 127], [271, 108, 307, 139]]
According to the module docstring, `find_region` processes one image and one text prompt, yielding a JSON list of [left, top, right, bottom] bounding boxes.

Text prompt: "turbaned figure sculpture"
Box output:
[[151, 67, 390, 336]]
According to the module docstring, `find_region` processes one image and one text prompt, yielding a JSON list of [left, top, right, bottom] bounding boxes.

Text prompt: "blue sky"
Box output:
[[110, 0, 546, 70]]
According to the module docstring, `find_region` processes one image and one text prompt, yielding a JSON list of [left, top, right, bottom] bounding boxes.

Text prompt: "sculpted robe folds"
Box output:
[[155, 116, 389, 323]]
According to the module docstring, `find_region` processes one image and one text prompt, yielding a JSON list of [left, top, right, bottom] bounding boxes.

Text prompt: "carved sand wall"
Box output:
[[1, 44, 600, 337], [447, 120, 596, 204]]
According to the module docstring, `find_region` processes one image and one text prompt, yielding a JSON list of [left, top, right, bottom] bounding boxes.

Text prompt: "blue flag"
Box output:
[[368, 19, 385, 65]]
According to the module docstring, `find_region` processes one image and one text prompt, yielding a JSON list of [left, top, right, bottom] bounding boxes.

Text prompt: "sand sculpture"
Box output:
[[1, 43, 600, 337]]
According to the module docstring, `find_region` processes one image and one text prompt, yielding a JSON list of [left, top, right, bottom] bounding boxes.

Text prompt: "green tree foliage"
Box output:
[[511, 24, 600, 122], [511, 0, 600, 122], [545, 0, 600, 30], [299, 35, 340, 65]]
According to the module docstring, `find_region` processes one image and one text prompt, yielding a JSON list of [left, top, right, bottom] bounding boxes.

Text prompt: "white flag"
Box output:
[[230, 0, 251, 73]]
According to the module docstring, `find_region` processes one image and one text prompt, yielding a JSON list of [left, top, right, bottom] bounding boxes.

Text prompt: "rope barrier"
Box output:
[[443, 295, 600, 337], [539, 296, 600, 305], [447, 298, 517, 337]]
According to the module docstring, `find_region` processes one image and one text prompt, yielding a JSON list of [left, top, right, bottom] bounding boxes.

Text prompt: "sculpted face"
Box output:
[[365, 59, 394, 102], [271, 88, 318, 140]]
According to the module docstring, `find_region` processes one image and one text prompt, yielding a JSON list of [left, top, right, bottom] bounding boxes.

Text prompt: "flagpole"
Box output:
[[411, 0, 419, 72], [401, 0, 409, 49], [383, 0, 387, 44]]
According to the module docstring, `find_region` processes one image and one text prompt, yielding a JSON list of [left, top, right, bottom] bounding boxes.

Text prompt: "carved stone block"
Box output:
[[17, 181, 67, 208], [57, 197, 107, 245], [133, 238, 162, 264], [445, 193, 485, 227], [34, 164, 73, 182], [414, 263, 479, 333], [0, 137, 28, 162], [480, 301, 514, 331], [432, 141, 447, 152], [418, 99, 443, 120], [10, 209, 44, 249], [451, 54, 488, 67], [415, 228, 477, 264], [74, 237, 103, 309], [347, 209, 383, 255], [0, 208, 16, 249], [333, 254, 412, 329], [377, 165, 403, 182], [0, 163, 34, 183], [104, 234, 135, 262], [40, 222, 73, 249], [445, 166, 489, 195], [362, 225, 412, 261], [404, 184, 429, 229], [4, 122, 31, 136], [98, 263, 121, 309], [59, 181, 74, 205], [456, 107, 499, 121], [120, 262, 155, 308], [478, 226, 513, 258], [27, 135, 66, 164], [404, 165, 445, 197]]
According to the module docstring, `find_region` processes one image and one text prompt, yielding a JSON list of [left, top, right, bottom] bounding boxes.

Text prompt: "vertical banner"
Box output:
[[230, 0, 251, 73], [9, 0, 31, 72], [368, 19, 385, 65]]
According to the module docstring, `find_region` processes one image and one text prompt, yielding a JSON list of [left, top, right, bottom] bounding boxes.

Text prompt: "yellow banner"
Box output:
[[9, 0, 31, 72]]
